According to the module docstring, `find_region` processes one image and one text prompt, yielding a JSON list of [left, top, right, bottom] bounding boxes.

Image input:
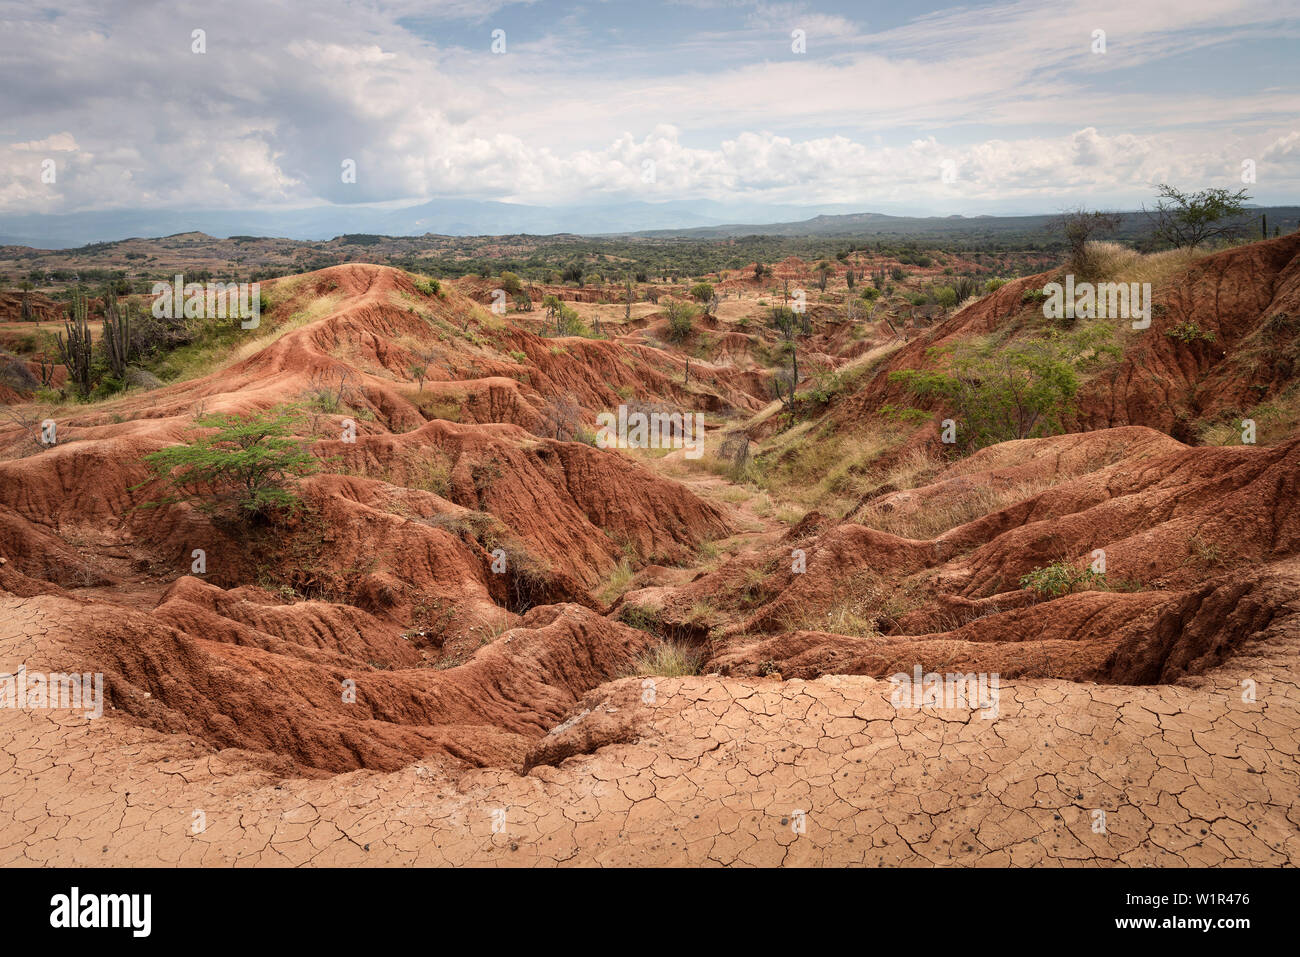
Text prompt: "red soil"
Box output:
[[1, 245, 1298, 867]]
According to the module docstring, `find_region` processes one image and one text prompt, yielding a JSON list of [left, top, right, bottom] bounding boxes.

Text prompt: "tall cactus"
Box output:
[[103, 290, 131, 379], [56, 291, 93, 398]]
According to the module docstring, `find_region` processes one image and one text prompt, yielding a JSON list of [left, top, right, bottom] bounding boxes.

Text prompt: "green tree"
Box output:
[[141, 406, 320, 519], [407, 358, 429, 391], [1146, 184, 1251, 249]]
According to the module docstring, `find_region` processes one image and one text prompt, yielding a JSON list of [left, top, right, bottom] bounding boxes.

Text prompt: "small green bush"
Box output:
[[888, 326, 1119, 449], [664, 300, 700, 342], [1165, 321, 1216, 344], [1019, 561, 1107, 598]]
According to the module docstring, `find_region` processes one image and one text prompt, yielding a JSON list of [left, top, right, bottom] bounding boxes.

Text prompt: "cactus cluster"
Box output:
[[56, 291, 94, 398], [103, 292, 131, 379]]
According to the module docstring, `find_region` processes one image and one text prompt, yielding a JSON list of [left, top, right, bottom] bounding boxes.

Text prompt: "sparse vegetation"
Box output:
[[664, 299, 699, 342], [1052, 207, 1123, 279], [629, 640, 703, 677], [1019, 561, 1107, 599], [889, 325, 1120, 450], [1165, 320, 1215, 344]]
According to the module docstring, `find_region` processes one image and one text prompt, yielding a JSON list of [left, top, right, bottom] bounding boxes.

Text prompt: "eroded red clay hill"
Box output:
[[1, 253, 1298, 866]]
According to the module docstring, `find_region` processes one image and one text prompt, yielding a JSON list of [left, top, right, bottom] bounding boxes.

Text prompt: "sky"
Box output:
[[1, 0, 1298, 222]]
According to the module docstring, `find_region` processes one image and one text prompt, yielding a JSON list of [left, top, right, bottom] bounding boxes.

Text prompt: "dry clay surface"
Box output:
[[2, 594, 1297, 866]]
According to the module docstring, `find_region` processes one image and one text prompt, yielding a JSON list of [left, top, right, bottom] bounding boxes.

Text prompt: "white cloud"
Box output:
[[0, 0, 1296, 217]]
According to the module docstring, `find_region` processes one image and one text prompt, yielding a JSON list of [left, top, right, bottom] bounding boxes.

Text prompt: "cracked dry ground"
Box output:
[[2, 595, 1297, 866]]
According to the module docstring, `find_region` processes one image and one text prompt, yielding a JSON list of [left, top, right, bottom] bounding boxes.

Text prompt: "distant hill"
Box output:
[[621, 208, 1300, 241], [4, 202, 1296, 250], [0, 199, 865, 249]]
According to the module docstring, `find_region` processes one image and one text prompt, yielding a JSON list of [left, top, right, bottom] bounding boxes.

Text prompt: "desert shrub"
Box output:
[[877, 404, 931, 423], [304, 369, 359, 414], [1020, 561, 1107, 598], [1165, 320, 1216, 344], [541, 296, 589, 336], [597, 558, 635, 605], [953, 275, 979, 304], [540, 395, 583, 441], [556, 307, 590, 336], [412, 392, 463, 422], [425, 509, 505, 548], [413, 276, 442, 297], [406, 448, 452, 496], [1052, 208, 1122, 278], [664, 300, 699, 342], [985, 278, 1007, 293], [130, 306, 196, 358], [140, 405, 319, 519], [1263, 311, 1299, 338], [499, 272, 523, 296], [767, 304, 801, 339], [803, 366, 861, 405], [0, 358, 38, 391], [888, 326, 1118, 449], [629, 641, 703, 677], [714, 432, 753, 481]]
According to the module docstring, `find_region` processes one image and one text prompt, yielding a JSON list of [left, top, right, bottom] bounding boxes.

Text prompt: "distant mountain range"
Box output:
[[0, 199, 868, 248], [2, 200, 1297, 250]]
